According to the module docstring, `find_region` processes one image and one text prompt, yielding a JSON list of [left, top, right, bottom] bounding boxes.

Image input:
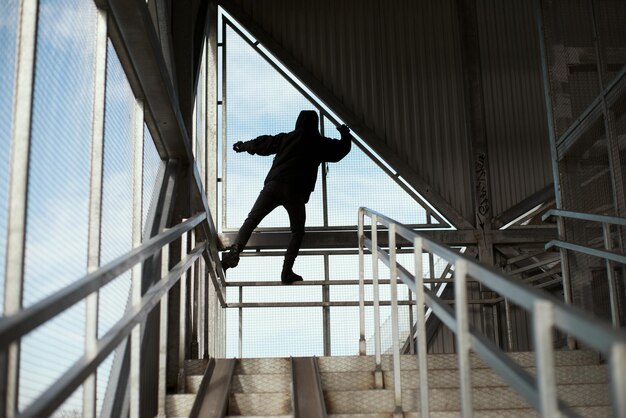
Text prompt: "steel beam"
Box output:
[[104, 0, 193, 162], [220, 226, 556, 249]]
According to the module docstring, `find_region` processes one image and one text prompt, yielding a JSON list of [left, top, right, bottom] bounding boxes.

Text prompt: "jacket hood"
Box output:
[[295, 110, 319, 133]]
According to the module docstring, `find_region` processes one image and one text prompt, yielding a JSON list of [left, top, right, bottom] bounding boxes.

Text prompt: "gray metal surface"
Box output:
[[190, 358, 235, 418], [291, 357, 327, 418]]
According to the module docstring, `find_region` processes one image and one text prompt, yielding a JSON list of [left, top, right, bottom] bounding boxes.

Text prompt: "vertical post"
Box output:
[[130, 99, 145, 418], [238, 286, 243, 359], [602, 223, 620, 327], [388, 225, 402, 417], [358, 208, 366, 356], [533, 300, 558, 417], [2, 0, 38, 416], [371, 215, 383, 388], [320, 113, 331, 356], [504, 298, 514, 352], [220, 18, 228, 230], [157, 245, 170, 418], [408, 290, 415, 355], [190, 230, 198, 358], [178, 231, 188, 393], [83, 6, 107, 418], [454, 260, 473, 418], [535, 0, 576, 350], [414, 238, 429, 418], [609, 343, 626, 417]]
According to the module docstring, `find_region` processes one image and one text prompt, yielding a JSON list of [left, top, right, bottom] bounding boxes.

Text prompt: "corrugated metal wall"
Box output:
[[476, 0, 552, 217], [228, 0, 475, 222]]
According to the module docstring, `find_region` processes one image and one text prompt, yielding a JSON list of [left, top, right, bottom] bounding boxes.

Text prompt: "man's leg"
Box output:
[[281, 197, 306, 283], [222, 186, 280, 270]]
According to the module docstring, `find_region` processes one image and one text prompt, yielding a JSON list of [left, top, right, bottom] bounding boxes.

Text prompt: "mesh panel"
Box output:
[[542, 0, 600, 137], [241, 307, 323, 357], [0, 0, 19, 315], [143, 124, 161, 233], [96, 350, 116, 416], [594, 0, 626, 88], [560, 116, 615, 316], [20, 0, 96, 410], [50, 386, 83, 418], [20, 302, 85, 411], [224, 26, 323, 229], [99, 39, 134, 337], [324, 119, 429, 226]]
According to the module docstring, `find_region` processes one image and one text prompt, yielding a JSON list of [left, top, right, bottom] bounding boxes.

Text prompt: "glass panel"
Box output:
[[99, 39, 134, 337], [0, 0, 19, 315]]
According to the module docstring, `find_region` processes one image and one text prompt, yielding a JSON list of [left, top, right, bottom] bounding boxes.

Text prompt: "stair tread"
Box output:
[[324, 383, 610, 413], [328, 406, 611, 418]]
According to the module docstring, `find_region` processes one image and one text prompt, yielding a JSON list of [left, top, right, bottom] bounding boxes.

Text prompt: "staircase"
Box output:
[[165, 350, 611, 417]]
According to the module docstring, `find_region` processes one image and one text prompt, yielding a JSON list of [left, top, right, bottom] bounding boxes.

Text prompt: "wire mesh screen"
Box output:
[[19, 0, 96, 412], [143, 124, 161, 233], [0, 0, 19, 315], [224, 26, 323, 230], [324, 119, 429, 226], [99, 39, 135, 337], [560, 116, 616, 316], [594, 0, 626, 88], [541, 0, 600, 138]]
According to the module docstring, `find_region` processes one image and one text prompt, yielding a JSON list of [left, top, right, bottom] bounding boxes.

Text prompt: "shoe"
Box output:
[[221, 245, 241, 271], [281, 268, 303, 285]]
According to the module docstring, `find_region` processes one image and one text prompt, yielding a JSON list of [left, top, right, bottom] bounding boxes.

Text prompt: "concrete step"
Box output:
[[235, 357, 291, 375], [229, 392, 292, 416], [166, 394, 196, 418], [318, 351, 599, 373], [382, 364, 608, 389], [187, 372, 292, 394], [328, 406, 611, 417], [324, 384, 610, 414], [321, 371, 376, 391]]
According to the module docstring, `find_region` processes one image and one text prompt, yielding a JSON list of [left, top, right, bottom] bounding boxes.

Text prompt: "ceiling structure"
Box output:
[[220, 0, 554, 230]]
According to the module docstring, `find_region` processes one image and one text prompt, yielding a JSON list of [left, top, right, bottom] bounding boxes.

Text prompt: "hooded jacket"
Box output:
[[241, 110, 352, 201]]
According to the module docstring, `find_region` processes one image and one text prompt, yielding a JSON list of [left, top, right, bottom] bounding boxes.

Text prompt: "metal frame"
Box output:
[[218, 14, 451, 233], [543, 208, 624, 328], [359, 207, 626, 417]]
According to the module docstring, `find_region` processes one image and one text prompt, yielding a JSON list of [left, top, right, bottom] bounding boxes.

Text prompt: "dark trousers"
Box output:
[[234, 181, 306, 265]]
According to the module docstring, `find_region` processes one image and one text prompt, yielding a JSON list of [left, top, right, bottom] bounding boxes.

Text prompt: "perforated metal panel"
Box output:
[[143, 124, 162, 233]]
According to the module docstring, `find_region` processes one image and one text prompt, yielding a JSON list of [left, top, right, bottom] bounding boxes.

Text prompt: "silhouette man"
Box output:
[[222, 110, 352, 284]]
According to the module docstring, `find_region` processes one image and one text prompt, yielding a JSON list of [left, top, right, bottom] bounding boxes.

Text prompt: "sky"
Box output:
[[0, 2, 452, 415]]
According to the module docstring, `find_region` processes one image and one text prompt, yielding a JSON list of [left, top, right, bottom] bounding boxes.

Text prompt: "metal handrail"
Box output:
[[0, 213, 206, 350], [358, 207, 626, 418], [542, 208, 626, 226], [542, 208, 625, 328]]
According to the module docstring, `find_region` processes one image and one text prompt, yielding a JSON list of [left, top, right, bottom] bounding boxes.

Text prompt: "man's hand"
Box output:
[[337, 124, 350, 136], [233, 141, 246, 152]]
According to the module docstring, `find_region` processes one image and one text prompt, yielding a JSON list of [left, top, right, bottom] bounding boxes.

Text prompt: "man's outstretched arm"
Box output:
[[233, 133, 287, 156], [320, 124, 352, 163]]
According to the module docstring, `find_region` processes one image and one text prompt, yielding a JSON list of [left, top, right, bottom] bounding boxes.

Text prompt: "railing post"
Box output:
[[371, 215, 383, 388], [609, 342, 626, 417], [83, 6, 107, 418], [602, 223, 620, 328], [388, 225, 402, 417], [414, 238, 429, 418], [533, 300, 558, 417], [2, 0, 38, 416], [239, 285, 243, 358], [130, 98, 145, 418], [358, 208, 366, 355], [454, 260, 473, 417], [178, 230, 188, 393], [157, 244, 170, 418]]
